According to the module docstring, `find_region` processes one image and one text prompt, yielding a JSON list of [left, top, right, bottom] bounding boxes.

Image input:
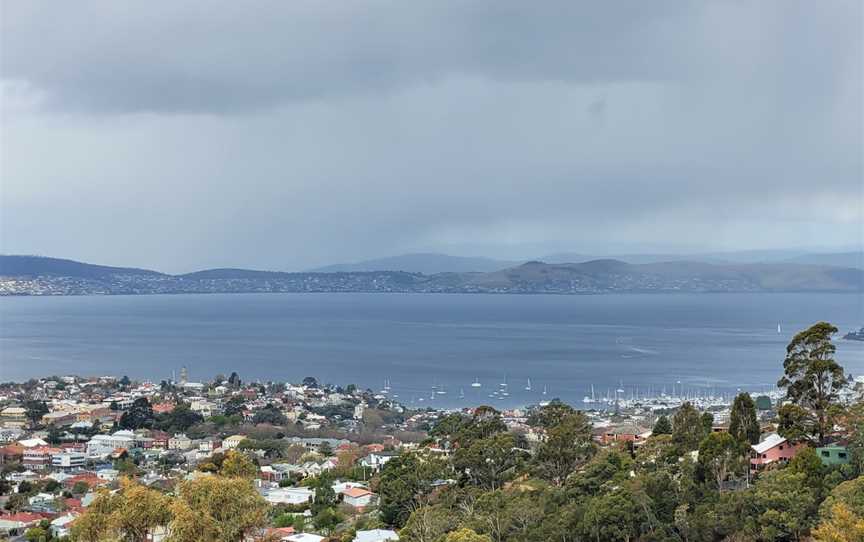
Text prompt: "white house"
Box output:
[[168, 433, 193, 450], [341, 487, 376, 509], [286, 534, 325, 542], [263, 487, 315, 506], [354, 529, 400, 542], [50, 514, 78, 538]]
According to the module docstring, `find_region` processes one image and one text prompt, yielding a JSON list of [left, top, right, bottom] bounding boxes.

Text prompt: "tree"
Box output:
[[312, 507, 342, 535], [223, 396, 246, 418], [652, 416, 672, 435], [443, 528, 492, 542], [23, 400, 48, 427], [728, 393, 760, 444], [527, 400, 575, 429], [747, 469, 817, 540], [110, 478, 173, 542], [777, 322, 849, 445], [308, 474, 337, 515], [302, 376, 318, 388], [453, 432, 527, 490], [120, 397, 155, 430], [155, 403, 203, 433], [228, 372, 242, 389], [813, 502, 864, 542], [25, 525, 50, 542], [378, 452, 448, 528], [219, 450, 258, 479], [701, 412, 714, 434], [168, 475, 268, 542], [698, 432, 744, 492], [533, 411, 595, 485], [672, 403, 705, 451], [251, 404, 287, 426]]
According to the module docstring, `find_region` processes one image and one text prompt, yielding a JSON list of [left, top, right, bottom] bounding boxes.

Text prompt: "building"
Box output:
[[52, 451, 87, 471], [354, 530, 400, 542], [816, 444, 850, 467], [223, 435, 247, 449], [262, 487, 314, 505], [168, 434, 193, 450], [595, 423, 652, 445], [23, 446, 60, 470], [87, 431, 136, 456], [750, 433, 805, 471], [0, 407, 28, 429], [341, 487, 376, 510]]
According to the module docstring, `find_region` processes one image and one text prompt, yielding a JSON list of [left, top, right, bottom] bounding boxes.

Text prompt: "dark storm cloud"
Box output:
[[0, 1, 861, 271]]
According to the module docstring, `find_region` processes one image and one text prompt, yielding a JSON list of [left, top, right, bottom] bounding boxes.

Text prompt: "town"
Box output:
[[0, 322, 861, 541]]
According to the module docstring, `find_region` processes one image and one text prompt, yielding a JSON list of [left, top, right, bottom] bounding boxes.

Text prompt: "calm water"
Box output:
[[1, 293, 863, 408]]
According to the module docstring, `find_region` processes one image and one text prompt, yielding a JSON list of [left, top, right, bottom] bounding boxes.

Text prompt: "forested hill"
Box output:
[[1, 255, 861, 296]]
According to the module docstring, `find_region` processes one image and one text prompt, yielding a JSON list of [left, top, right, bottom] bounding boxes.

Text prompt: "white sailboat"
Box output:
[[471, 378, 482, 388], [777, 323, 782, 334], [458, 388, 465, 399], [525, 378, 532, 391], [583, 384, 595, 403]]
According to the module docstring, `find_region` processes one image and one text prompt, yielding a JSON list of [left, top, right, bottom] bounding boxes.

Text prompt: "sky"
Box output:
[[1, 1, 862, 273]]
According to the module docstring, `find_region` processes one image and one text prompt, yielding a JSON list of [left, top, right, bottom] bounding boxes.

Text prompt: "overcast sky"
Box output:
[[1, 1, 861, 272]]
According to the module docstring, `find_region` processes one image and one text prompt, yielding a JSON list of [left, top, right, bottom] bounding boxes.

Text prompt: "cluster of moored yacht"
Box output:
[[377, 376, 552, 406]]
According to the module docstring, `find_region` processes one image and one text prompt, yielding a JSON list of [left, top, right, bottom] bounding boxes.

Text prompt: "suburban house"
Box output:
[[341, 487, 376, 510], [750, 433, 805, 471], [262, 487, 314, 506], [816, 443, 850, 467], [168, 433, 193, 450], [359, 451, 398, 471], [595, 423, 652, 445], [223, 435, 247, 449], [354, 529, 400, 542]]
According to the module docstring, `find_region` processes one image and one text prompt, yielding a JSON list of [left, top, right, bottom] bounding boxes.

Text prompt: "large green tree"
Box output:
[[698, 432, 745, 492], [777, 322, 848, 445], [120, 397, 155, 430], [728, 392, 760, 444], [532, 411, 595, 485], [672, 402, 705, 451]]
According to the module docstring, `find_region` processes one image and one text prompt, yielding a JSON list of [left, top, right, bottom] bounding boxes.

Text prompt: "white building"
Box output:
[[354, 529, 400, 542], [52, 451, 87, 470], [262, 487, 315, 506]]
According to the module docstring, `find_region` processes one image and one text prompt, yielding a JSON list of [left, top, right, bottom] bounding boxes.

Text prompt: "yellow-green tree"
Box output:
[[813, 503, 864, 542], [167, 475, 268, 542], [443, 528, 492, 542], [70, 489, 118, 541], [110, 478, 173, 542], [70, 480, 171, 542], [219, 450, 259, 479]]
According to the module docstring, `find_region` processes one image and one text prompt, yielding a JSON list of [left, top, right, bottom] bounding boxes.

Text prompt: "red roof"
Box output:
[[0, 512, 48, 524], [342, 487, 373, 498]]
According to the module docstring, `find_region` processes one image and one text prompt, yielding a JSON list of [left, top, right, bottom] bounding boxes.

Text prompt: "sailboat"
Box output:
[[458, 388, 465, 400], [525, 378, 532, 392], [583, 384, 595, 403], [542, 384, 548, 396], [471, 378, 482, 388], [777, 323, 782, 334]]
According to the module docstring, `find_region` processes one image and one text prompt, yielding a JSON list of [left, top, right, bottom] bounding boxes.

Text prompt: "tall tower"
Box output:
[[179, 366, 188, 386]]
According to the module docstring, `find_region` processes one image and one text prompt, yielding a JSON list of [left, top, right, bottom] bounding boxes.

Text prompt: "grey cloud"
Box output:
[[0, 1, 861, 272]]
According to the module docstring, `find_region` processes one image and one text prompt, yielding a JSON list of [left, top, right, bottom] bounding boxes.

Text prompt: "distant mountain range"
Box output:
[[309, 250, 864, 272], [1, 254, 861, 296]]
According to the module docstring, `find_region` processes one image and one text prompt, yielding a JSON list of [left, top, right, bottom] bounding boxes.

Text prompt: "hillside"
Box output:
[[0, 255, 165, 278], [308, 253, 520, 274]]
